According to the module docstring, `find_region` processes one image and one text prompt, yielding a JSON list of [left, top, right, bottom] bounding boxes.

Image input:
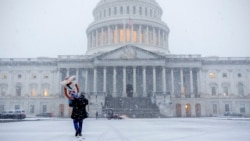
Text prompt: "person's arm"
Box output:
[[64, 87, 73, 100], [75, 83, 80, 93]]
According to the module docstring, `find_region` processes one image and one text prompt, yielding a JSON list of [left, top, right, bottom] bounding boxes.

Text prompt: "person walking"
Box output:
[[95, 111, 98, 119], [64, 91, 89, 137]]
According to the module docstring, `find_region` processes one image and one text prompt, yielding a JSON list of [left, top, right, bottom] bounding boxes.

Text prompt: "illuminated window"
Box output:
[[126, 28, 130, 42], [31, 89, 36, 96], [133, 30, 137, 42], [119, 29, 124, 43], [209, 72, 216, 78], [43, 89, 48, 96]]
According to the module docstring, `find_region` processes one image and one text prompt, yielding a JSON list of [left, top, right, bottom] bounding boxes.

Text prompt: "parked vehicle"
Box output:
[[0, 110, 26, 119], [1, 110, 15, 119], [13, 110, 26, 119], [224, 111, 242, 117]]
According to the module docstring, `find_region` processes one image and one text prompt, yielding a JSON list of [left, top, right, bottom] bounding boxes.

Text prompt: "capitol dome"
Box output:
[[86, 0, 170, 55]]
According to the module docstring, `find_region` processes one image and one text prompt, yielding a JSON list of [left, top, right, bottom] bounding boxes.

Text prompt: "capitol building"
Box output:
[[0, 0, 250, 118]]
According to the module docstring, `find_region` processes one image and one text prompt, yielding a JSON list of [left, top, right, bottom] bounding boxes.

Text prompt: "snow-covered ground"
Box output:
[[0, 117, 249, 141]]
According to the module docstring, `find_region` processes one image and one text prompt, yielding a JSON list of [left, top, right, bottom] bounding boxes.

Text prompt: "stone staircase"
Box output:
[[103, 96, 161, 118]]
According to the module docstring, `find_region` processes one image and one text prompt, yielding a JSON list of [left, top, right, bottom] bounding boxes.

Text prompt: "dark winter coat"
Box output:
[[71, 95, 89, 120]]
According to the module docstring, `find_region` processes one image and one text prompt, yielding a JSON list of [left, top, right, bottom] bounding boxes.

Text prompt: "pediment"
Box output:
[[96, 45, 164, 60]]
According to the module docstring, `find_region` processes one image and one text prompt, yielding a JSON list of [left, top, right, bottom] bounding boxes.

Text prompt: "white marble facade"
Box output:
[[0, 0, 250, 117]]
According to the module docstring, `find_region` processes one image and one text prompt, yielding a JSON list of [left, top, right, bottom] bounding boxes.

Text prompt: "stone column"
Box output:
[[131, 24, 134, 43], [66, 68, 69, 77], [91, 31, 94, 48], [133, 67, 137, 97], [190, 68, 194, 97], [153, 27, 156, 45], [180, 68, 184, 97], [115, 26, 118, 44], [108, 26, 111, 45], [153, 67, 156, 95], [158, 29, 161, 46], [162, 67, 166, 93], [96, 30, 98, 47], [93, 68, 97, 94], [139, 25, 142, 44], [76, 68, 79, 82], [85, 69, 88, 93], [113, 67, 117, 97], [146, 26, 149, 44], [87, 33, 90, 49], [58, 69, 62, 97], [171, 68, 174, 96], [123, 67, 126, 97], [143, 66, 146, 96], [101, 28, 104, 46], [103, 67, 107, 94], [123, 23, 126, 43], [198, 69, 202, 96]]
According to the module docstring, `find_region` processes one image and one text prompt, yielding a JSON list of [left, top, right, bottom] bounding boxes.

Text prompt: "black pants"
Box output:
[[73, 119, 83, 133]]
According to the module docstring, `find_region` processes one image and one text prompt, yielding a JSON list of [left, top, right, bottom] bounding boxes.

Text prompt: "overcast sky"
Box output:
[[0, 0, 250, 58]]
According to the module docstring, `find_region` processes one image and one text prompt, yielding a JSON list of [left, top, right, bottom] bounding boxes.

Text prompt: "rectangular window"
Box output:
[[213, 104, 217, 114], [119, 29, 124, 43], [126, 28, 130, 42], [42, 105, 47, 113], [223, 87, 228, 96], [16, 86, 21, 96], [240, 103, 245, 113], [0, 105, 4, 113], [30, 105, 35, 114], [120, 6, 123, 14], [133, 6, 136, 14], [15, 105, 20, 110], [127, 6, 129, 14], [114, 7, 117, 15], [225, 104, 230, 112], [211, 87, 216, 96]]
